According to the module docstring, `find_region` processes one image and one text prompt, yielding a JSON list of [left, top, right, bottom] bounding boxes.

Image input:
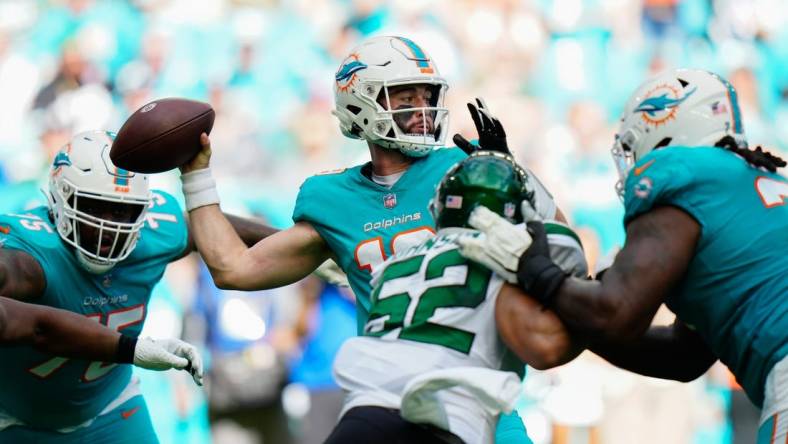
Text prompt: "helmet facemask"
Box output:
[[372, 81, 449, 156], [611, 129, 638, 198], [51, 178, 148, 274]]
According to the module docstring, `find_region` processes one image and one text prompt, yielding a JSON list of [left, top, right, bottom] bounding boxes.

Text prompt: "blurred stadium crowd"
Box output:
[[0, 0, 785, 443]]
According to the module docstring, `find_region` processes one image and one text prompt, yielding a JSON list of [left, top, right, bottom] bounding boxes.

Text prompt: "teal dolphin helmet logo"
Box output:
[[634, 86, 697, 119], [336, 60, 368, 82], [635, 86, 697, 116], [335, 54, 368, 92]]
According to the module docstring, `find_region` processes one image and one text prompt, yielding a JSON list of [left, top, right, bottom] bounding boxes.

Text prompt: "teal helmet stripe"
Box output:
[[395, 37, 430, 68], [114, 167, 130, 186], [712, 73, 743, 135], [723, 78, 743, 135]]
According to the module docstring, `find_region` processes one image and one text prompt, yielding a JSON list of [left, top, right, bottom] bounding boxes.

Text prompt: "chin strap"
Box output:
[[516, 221, 569, 307]]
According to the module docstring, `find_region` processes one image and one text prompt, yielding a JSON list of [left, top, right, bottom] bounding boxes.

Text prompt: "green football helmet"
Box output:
[[431, 151, 534, 229]]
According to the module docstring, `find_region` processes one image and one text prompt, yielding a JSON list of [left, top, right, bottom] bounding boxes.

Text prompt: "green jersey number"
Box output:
[[364, 248, 492, 354]]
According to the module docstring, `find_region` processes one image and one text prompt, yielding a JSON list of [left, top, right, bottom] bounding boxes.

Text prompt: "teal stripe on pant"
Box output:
[[757, 412, 788, 444]]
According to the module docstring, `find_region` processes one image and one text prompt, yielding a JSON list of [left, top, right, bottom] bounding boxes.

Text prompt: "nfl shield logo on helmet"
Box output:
[[383, 193, 397, 209]]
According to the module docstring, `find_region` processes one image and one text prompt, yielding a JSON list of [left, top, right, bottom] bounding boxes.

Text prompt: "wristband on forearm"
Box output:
[[516, 255, 567, 307], [181, 168, 220, 212], [516, 221, 569, 307], [116, 334, 137, 364]]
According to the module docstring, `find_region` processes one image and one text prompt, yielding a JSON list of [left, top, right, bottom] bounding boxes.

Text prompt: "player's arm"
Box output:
[[180, 213, 280, 259], [588, 320, 717, 382], [190, 210, 331, 291], [0, 248, 46, 301], [0, 295, 122, 359], [538, 206, 700, 342], [495, 283, 583, 369], [0, 296, 205, 383], [180, 134, 333, 290]]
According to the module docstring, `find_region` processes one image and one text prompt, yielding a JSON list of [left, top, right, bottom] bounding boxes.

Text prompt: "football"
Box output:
[[110, 98, 215, 174]]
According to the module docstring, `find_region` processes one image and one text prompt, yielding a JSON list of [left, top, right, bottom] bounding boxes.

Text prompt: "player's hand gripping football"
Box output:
[[180, 133, 212, 174], [133, 337, 205, 386], [453, 98, 510, 155], [455, 206, 533, 283]]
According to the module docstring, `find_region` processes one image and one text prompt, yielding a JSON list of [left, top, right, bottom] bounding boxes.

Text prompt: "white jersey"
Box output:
[[333, 224, 586, 444]]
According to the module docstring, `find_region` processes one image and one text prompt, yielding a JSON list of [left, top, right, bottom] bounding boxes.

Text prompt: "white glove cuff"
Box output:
[[181, 168, 219, 212]]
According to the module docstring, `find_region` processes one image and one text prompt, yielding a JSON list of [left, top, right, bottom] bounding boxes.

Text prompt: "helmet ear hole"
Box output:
[[653, 137, 672, 150], [350, 123, 363, 137]]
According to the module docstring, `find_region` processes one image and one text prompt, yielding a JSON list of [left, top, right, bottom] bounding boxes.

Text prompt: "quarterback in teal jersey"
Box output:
[[181, 36, 561, 444], [465, 69, 788, 444]]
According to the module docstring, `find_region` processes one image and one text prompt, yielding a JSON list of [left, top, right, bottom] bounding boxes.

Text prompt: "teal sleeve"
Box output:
[[0, 212, 60, 292], [292, 173, 341, 232], [622, 150, 702, 227], [0, 232, 49, 292], [145, 190, 189, 262], [443, 146, 469, 164], [292, 176, 317, 224], [496, 410, 534, 444]]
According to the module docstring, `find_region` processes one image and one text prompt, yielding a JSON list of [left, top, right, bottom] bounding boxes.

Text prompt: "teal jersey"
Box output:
[[623, 146, 788, 407], [293, 147, 466, 333], [0, 190, 188, 430]]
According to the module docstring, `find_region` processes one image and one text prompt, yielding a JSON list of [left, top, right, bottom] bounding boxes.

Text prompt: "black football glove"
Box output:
[[453, 97, 510, 155], [516, 221, 568, 307]]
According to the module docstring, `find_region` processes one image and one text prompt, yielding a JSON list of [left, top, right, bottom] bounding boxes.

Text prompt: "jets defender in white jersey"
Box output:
[[327, 151, 587, 444]]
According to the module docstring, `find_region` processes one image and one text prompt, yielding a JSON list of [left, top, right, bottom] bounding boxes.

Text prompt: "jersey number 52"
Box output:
[[365, 249, 491, 354]]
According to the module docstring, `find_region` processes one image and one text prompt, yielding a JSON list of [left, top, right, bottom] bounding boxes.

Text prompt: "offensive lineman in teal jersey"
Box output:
[[181, 36, 561, 443], [0, 131, 274, 443], [464, 69, 788, 444], [0, 131, 202, 443], [326, 152, 587, 444]]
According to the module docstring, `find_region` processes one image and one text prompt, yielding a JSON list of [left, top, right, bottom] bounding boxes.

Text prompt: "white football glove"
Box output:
[[455, 206, 533, 283], [313, 259, 350, 287], [133, 337, 204, 386]]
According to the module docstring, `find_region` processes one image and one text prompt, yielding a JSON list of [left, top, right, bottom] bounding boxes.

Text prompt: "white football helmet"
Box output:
[[48, 130, 151, 274], [332, 35, 449, 157], [612, 69, 747, 196]]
